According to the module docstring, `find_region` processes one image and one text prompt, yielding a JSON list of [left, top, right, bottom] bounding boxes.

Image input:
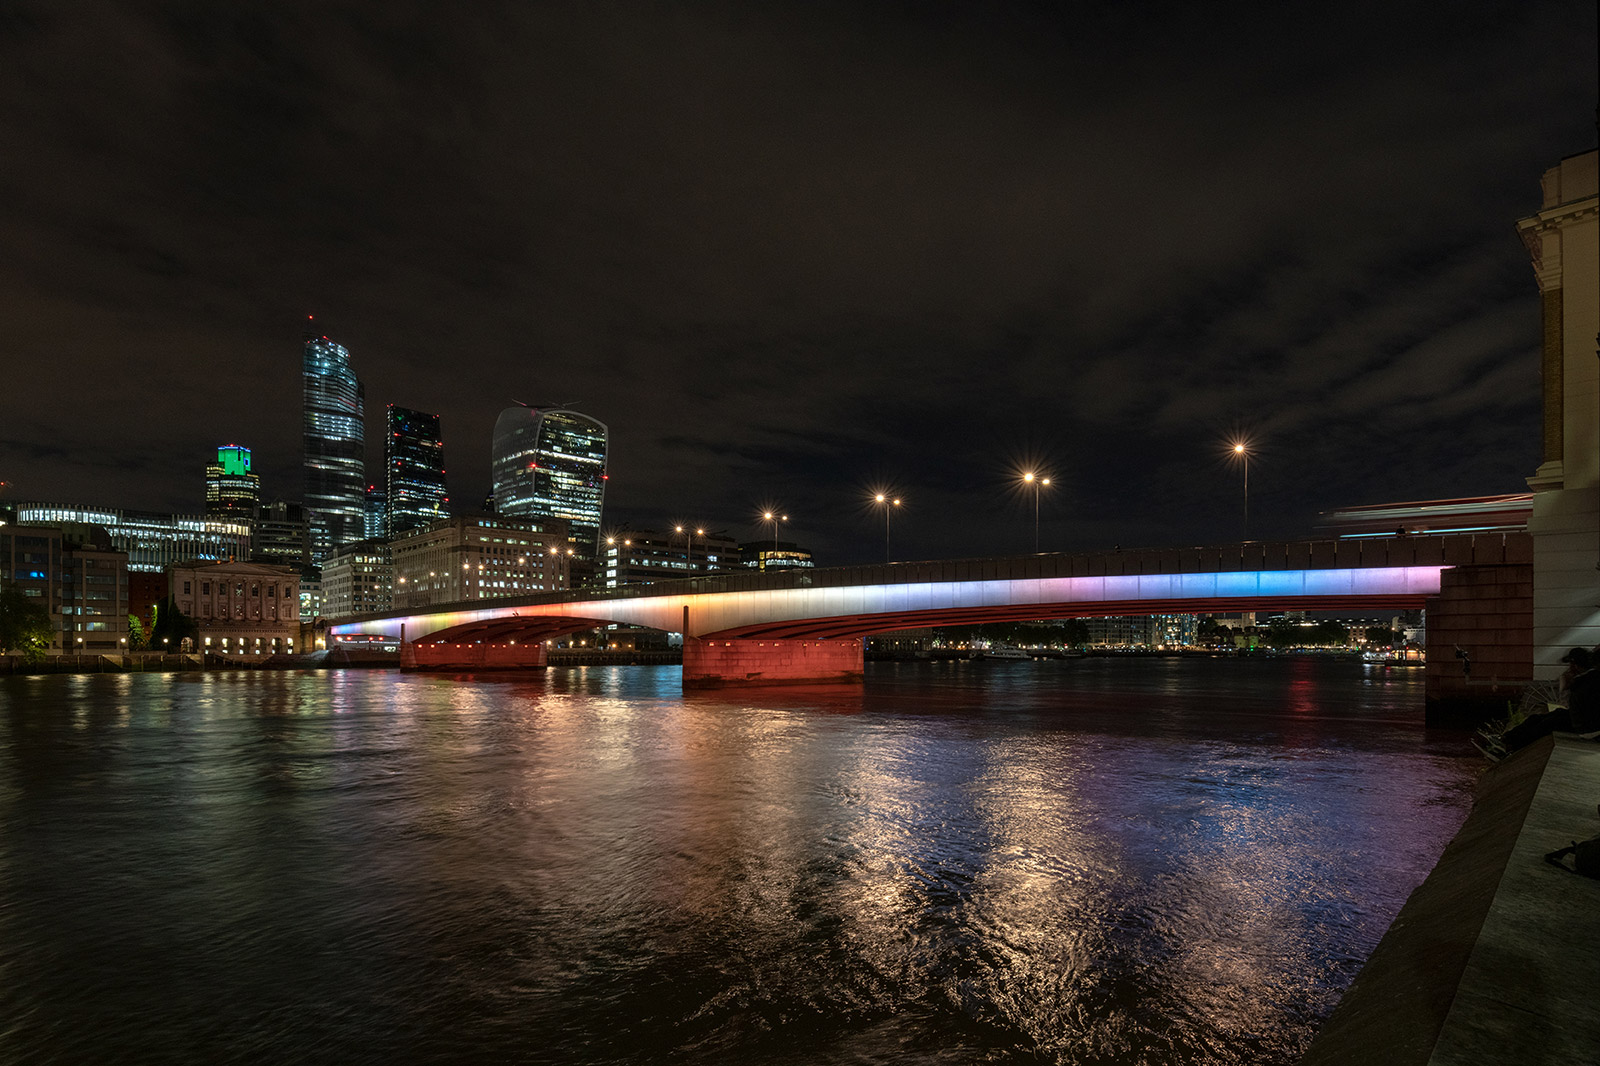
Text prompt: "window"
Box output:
[[202, 582, 211, 595], [183, 581, 192, 594]]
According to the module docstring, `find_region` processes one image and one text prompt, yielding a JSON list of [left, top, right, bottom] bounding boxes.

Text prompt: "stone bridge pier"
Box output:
[[682, 637, 864, 689]]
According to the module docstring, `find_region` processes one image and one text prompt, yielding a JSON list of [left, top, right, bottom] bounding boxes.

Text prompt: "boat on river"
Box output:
[[971, 644, 1032, 661]]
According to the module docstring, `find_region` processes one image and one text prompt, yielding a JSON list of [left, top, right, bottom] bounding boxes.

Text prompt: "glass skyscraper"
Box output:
[[302, 332, 366, 564], [491, 406, 608, 559], [385, 405, 448, 536]]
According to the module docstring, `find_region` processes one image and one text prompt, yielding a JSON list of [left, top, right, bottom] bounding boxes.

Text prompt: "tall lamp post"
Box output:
[[761, 511, 788, 555], [873, 494, 901, 563], [1231, 441, 1251, 538], [1022, 472, 1050, 553], [674, 525, 691, 575]]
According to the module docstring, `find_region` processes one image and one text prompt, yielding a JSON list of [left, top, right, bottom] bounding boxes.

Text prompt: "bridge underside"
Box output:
[[710, 594, 1432, 639], [403, 616, 614, 671], [394, 595, 1433, 682]]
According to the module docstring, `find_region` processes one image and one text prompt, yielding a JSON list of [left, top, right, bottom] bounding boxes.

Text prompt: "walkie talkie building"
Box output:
[[303, 333, 366, 565], [491, 406, 608, 560]]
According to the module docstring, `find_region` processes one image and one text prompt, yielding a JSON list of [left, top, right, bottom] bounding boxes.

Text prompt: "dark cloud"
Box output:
[[0, 0, 1592, 563]]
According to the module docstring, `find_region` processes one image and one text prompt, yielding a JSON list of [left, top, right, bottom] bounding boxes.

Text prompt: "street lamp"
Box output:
[[1230, 441, 1251, 537], [873, 494, 901, 563], [761, 511, 788, 554], [1022, 472, 1051, 553]]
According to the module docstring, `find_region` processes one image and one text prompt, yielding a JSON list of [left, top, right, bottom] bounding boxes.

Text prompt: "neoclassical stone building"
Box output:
[[170, 560, 300, 657]]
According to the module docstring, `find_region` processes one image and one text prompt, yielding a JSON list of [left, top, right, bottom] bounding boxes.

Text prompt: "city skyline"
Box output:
[[0, 3, 1594, 566]]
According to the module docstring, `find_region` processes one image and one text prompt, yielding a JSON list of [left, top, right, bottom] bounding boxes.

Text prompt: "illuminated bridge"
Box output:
[[329, 532, 1532, 700]]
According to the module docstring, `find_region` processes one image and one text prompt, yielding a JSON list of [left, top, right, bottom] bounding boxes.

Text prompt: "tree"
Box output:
[[0, 582, 54, 662], [1365, 625, 1402, 647], [146, 596, 197, 652]]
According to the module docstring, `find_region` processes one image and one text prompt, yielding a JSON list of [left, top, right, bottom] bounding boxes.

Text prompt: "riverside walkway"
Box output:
[[1301, 733, 1599, 1064]]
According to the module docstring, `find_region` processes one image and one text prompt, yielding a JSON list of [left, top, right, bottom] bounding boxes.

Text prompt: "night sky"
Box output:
[[2, 2, 1594, 565]]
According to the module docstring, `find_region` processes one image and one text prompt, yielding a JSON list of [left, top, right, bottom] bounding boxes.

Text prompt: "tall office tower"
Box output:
[[205, 445, 260, 523], [363, 486, 387, 540], [490, 406, 608, 560], [385, 405, 448, 536], [302, 331, 365, 564]]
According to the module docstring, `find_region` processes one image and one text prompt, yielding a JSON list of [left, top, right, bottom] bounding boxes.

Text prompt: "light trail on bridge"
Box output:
[[329, 565, 1447, 647]]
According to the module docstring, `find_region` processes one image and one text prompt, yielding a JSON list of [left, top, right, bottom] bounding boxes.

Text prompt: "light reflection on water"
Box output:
[[0, 659, 1474, 1065]]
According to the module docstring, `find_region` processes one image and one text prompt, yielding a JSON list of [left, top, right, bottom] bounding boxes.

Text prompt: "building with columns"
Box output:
[[1518, 149, 1599, 674], [170, 560, 301, 657]]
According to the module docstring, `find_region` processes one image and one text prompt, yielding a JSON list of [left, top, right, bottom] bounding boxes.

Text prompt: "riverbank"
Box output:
[[1299, 733, 1599, 1064], [0, 648, 687, 673]]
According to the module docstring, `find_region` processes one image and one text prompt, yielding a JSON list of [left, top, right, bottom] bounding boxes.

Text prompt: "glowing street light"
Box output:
[[1229, 440, 1251, 537], [673, 525, 708, 575], [1022, 472, 1051, 553], [873, 494, 901, 564], [761, 510, 788, 553]]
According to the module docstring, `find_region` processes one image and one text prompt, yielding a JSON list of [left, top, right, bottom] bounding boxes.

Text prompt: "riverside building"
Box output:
[[321, 541, 393, 620], [15, 503, 250, 572], [0, 523, 130, 654], [170, 560, 300, 657], [603, 528, 742, 587], [390, 514, 570, 610]]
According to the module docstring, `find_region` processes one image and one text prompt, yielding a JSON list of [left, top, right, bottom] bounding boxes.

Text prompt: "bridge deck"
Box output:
[[329, 533, 1531, 644]]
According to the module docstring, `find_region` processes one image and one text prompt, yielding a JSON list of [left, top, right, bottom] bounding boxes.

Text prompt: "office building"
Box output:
[[16, 503, 250, 572], [603, 528, 741, 587], [1, 524, 130, 654], [303, 331, 366, 564], [740, 540, 815, 571], [204, 445, 260, 523], [391, 514, 569, 609], [364, 486, 387, 540], [251, 500, 311, 567], [170, 560, 300, 657], [299, 569, 323, 624], [321, 541, 393, 621], [385, 405, 448, 536], [490, 406, 608, 561], [1082, 614, 1199, 648]]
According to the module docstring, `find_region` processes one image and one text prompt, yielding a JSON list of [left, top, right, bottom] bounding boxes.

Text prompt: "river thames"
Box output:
[[0, 658, 1477, 1065]]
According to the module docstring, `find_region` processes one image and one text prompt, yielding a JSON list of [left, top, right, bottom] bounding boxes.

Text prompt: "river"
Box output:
[[0, 657, 1477, 1065]]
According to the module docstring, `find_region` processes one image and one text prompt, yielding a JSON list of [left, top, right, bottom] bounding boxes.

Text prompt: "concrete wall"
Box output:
[[683, 638, 863, 688]]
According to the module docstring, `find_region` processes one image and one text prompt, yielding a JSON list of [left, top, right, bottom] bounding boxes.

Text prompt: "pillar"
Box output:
[[682, 637, 864, 689], [404, 641, 549, 671], [1518, 150, 1599, 675], [1425, 564, 1534, 725]]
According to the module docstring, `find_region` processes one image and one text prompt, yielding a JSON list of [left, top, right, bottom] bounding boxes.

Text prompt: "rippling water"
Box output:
[[0, 658, 1476, 1065]]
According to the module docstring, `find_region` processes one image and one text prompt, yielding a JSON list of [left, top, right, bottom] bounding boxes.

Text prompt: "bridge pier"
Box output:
[[402, 640, 549, 671], [1424, 563, 1534, 726], [682, 637, 864, 689]]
